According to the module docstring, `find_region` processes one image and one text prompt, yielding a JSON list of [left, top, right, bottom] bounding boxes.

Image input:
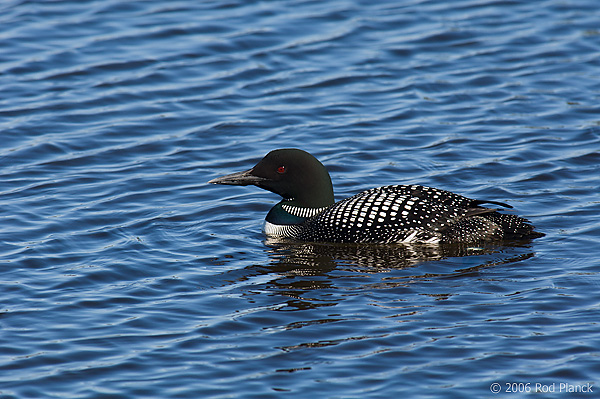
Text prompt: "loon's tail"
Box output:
[[440, 210, 544, 243], [480, 212, 545, 240]]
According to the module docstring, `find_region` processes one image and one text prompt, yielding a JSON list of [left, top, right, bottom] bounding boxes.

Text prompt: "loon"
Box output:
[[208, 149, 544, 244]]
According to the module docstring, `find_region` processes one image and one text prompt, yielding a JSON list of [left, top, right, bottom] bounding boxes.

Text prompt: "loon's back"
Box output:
[[295, 184, 542, 244]]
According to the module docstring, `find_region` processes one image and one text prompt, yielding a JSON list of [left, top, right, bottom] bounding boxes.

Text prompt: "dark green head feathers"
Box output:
[[209, 148, 334, 209]]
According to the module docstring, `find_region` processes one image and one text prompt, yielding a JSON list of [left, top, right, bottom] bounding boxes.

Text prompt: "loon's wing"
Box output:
[[300, 185, 481, 243], [298, 184, 540, 243]]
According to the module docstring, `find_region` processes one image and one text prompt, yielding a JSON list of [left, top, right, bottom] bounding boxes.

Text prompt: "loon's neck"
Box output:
[[264, 201, 330, 238], [265, 201, 330, 226]]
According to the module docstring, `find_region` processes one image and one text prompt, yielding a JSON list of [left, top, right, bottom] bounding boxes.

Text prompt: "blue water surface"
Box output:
[[1, 0, 600, 398]]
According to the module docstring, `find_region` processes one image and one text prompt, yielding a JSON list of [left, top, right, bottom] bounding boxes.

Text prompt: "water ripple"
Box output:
[[1, 0, 600, 397]]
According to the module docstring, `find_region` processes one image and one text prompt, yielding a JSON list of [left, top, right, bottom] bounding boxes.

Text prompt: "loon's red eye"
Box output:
[[277, 165, 286, 174]]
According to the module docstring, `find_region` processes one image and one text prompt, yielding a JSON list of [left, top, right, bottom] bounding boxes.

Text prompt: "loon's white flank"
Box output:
[[263, 220, 302, 238]]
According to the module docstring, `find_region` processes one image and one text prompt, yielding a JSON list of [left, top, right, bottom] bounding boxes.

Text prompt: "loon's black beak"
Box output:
[[208, 169, 268, 186]]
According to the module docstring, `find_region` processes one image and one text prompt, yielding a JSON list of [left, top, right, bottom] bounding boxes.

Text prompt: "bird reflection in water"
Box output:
[[259, 238, 538, 311]]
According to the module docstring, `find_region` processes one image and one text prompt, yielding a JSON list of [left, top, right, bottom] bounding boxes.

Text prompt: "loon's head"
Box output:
[[208, 148, 335, 208]]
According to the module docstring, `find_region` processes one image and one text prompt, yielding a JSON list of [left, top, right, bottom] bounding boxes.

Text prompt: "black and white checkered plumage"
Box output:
[[210, 149, 543, 244]]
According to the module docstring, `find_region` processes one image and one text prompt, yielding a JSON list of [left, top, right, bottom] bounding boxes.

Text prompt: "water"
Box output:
[[1, 0, 599, 397]]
